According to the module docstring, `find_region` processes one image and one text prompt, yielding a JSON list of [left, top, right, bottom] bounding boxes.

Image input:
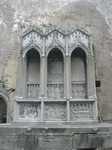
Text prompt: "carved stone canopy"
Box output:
[[22, 27, 93, 57]]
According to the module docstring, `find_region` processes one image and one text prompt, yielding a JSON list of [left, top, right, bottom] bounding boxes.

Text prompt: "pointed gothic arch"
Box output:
[[71, 47, 87, 98], [47, 48, 64, 99], [26, 48, 40, 97]]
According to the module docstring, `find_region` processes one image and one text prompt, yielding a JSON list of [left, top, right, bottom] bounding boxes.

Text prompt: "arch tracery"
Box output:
[[22, 28, 91, 57]]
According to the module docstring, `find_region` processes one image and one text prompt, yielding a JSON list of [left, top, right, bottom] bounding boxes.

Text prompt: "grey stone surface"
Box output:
[[15, 27, 96, 122], [0, 0, 112, 121], [0, 123, 111, 150], [0, 0, 112, 149]]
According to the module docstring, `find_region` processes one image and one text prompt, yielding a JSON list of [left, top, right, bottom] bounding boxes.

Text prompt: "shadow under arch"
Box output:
[[26, 48, 41, 98], [70, 43, 89, 57], [23, 45, 41, 58], [71, 47, 87, 63], [47, 45, 65, 58], [47, 48, 64, 99], [0, 93, 8, 123], [71, 47, 87, 98]]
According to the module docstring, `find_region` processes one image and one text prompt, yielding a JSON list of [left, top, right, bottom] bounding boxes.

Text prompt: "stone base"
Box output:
[[0, 123, 112, 150]]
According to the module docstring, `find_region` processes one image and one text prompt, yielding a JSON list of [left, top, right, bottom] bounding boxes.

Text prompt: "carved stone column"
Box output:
[[40, 36, 47, 98], [65, 56, 71, 99], [65, 35, 71, 99], [41, 100, 44, 121], [44, 57, 47, 98], [67, 100, 70, 121], [40, 56, 47, 97], [40, 56, 47, 121]]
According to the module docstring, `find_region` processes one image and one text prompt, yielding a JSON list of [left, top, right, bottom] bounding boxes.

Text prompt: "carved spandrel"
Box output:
[[22, 32, 42, 49], [69, 32, 77, 46], [68, 30, 89, 49], [45, 31, 65, 51], [32, 32, 42, 47], [22, 28, 90, 57], [45, 32, 54, 49], [22, 33, 32, 48], [56, 31, 65, 47]]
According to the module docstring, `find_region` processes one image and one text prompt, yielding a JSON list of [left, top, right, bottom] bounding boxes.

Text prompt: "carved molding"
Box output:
[[22, 27, 93, 57]]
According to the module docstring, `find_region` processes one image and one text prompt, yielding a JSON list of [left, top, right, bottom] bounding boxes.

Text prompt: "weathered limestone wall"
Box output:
[[0, 0, 112, 121], [0, 124, 112, 150]]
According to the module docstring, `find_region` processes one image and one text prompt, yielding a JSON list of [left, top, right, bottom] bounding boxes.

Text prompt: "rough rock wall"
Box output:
[[0, 0, 112, 121]]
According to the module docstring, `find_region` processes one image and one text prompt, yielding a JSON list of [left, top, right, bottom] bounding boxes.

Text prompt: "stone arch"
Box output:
[[26, 48, 40, 97], [70, 43, 89, 57], [23, 45, 41, 58], [71, 47, 87, 98], [46, 44, 65, 58], [0, 93, 7, 123], [47, 48, 64, 99]]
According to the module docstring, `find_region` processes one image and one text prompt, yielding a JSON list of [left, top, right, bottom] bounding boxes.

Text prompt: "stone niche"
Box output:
[[47, 48, 64, 99], [26, 49, 40, 98], [71, 48, 87, 98], [15, 27, 97, 122]]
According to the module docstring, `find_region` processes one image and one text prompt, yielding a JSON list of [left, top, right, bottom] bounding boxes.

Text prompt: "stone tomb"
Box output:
[[15, 28, 97, 123]]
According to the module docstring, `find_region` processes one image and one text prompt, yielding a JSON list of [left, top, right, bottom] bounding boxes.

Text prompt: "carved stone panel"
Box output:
[[27, 82, 40, 98], [18, 102, 41, 121], [73, 133, 98, 149], [44, 102, 66, 121], [72, 82, 86, 98], [47, 83, 64, 99], [22, 28, 90, 57], [38, 135, 72, 150], [70, 102, 94, 121]]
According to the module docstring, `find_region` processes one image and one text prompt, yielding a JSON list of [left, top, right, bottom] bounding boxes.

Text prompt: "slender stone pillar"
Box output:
[[40, 56, 46, 97], [67, 100, 70, 121], [41, 100, 44, 121], [65, 35, 71, 99], [40, 37, 47, 98], [40, 56, 47, 121], [65, 56, 71, 99]]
